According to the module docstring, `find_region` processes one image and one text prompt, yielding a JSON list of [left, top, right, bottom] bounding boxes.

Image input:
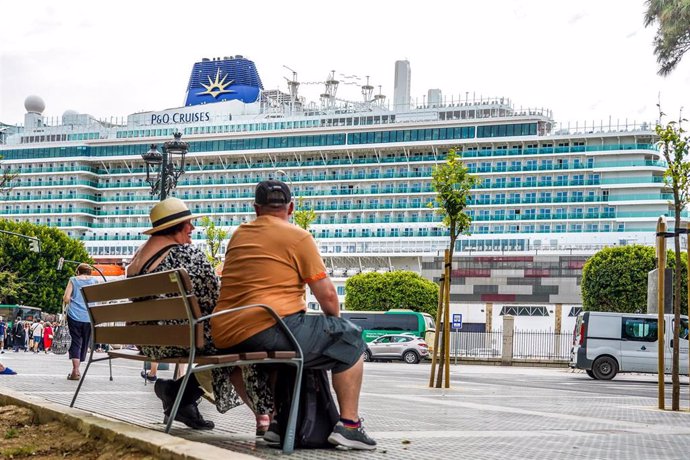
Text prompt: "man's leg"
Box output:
[[331, 356, 364, 421]]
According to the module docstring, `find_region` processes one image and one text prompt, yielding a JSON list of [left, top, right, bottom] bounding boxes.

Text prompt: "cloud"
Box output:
[[568, 12, 586, 25]]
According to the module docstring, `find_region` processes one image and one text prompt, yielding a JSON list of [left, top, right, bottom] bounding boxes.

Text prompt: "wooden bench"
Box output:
[[70, 268, 303, 454]]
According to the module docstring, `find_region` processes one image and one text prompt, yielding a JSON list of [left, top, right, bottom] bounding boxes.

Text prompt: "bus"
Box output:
[[0, 304, 42, 323], [341, 309, 436, 345]]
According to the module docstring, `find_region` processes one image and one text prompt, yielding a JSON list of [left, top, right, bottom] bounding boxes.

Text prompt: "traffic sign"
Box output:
[[452, 313, 463, 330]]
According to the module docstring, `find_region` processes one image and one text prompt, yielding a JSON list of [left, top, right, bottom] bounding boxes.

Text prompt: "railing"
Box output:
[[439, 330, 571, 363]]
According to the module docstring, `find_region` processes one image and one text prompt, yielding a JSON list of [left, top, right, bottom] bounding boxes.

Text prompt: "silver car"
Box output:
[[363, 334, 429, 364]]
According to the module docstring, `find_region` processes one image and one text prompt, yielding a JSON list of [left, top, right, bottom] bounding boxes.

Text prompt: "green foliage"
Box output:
[[644, 0, 690, 75], [292, 196, 317, 231], [430, 149, 476, 258], [581, 245, 688, 314], [0, 220, 91, 313], [199, 216, 228, 267], [344, 271, 439, 316]]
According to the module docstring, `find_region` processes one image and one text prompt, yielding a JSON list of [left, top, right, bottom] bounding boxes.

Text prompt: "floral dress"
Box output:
[[138, 244, 272, 414]]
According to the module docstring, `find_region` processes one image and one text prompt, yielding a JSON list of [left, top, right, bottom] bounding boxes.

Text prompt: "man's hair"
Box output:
[[151, 221, 187, 236], [76, 264, 92, 275]]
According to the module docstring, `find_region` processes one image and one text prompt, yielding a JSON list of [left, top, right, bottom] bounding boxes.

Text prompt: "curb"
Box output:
[[0, 388, 261, 460]]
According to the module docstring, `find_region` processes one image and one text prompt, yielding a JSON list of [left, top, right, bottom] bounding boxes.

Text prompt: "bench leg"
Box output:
[[164, 368, 194, 433], [70, 349, 95, 408], [109, 358, 113, 381], [282, 361, 303, 454]]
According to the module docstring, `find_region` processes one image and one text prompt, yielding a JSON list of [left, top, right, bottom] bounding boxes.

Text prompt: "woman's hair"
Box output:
[[151, 221, 187, 236], [76, 263, 92, 275]]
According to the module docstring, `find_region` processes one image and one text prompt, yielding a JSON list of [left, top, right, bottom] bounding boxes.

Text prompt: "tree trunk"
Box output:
[[672, 203, 681, 410]]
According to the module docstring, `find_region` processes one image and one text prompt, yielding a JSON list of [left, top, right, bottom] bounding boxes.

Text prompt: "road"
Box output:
[[1, 352, 690, 459]]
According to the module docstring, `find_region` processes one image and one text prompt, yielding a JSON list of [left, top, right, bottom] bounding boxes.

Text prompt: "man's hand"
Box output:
[[308, 277, 340, 317]]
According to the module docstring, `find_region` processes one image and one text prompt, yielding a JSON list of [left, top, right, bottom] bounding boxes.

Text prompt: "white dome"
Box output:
[[63, 109, 78, 117], [24, 95, 45, 114]]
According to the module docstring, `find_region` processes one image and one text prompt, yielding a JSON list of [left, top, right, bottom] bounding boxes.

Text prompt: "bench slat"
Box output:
[[82, 270, 193, 303], [107, 349, 243, 365], [90, 297, 190, 324], [95, 324, 204, 348]]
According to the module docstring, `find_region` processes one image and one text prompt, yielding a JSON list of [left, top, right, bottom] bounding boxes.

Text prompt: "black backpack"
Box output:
[[274, 368, 340, 449]]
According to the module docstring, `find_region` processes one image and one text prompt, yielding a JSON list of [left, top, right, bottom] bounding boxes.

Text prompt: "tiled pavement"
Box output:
[[1, 351, 690, 459]]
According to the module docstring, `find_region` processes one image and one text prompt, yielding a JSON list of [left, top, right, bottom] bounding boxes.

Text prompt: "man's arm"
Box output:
[[308, 277, 340, 317]]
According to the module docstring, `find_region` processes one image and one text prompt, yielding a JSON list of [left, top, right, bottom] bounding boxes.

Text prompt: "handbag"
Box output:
[[51, 322, 72, 355], [274, 369, 340, 449]]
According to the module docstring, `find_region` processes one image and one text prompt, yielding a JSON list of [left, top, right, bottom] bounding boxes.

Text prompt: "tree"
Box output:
[[583, 245, 654, 313], [292, 196, 317, 231], [199, 216, 228, 267], [344, 271, 439, 317], [582, 245, 688, 314], [655, 111, 690, 410], [430, 149, 476, 262], [644, 0, 690, 75], [0, 220, 91, 313]]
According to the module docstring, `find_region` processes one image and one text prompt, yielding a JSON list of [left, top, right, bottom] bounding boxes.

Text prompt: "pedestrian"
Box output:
[[12, 317, 24, 352], [62, 264, 100, 380], [31, 319, 44, 353], [211, 180, 376, 450], [23, 322, 30, 352], [43, 321, 53, 353], [0, 316, 5, 353]]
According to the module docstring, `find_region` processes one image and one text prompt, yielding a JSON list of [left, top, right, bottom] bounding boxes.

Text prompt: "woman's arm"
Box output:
[[62, 280, 73, 310]]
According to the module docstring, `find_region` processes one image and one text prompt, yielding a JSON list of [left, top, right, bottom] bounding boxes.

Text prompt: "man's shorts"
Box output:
[[33, 335, 42, 344], [232, 312, 365, 374]]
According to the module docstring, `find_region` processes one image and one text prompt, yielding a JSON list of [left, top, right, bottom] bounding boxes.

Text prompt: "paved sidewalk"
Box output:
[[1, 351, 690, 459]]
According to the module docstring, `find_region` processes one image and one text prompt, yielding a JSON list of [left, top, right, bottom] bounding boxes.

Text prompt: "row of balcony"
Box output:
[[468, 160, 666, 174], [12, 152, 662, 179], [458, 143, 655, 158]]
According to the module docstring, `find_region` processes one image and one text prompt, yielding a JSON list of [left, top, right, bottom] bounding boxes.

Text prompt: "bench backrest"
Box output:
[[80, 268, 204, 349]]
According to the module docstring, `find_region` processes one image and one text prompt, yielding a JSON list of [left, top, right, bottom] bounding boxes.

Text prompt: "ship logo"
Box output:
[[197, 68, 236, 98]]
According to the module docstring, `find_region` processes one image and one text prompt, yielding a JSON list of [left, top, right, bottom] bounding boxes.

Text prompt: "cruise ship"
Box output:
[[0, 56, 670, 332]]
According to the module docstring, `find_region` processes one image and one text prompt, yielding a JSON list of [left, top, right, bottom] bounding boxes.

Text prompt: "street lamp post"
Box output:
[[141, 133, 189, 200]]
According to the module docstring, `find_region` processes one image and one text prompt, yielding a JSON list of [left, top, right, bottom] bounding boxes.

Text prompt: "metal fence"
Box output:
[[442, 330, 571, 362], [513, 330, 571, 361]]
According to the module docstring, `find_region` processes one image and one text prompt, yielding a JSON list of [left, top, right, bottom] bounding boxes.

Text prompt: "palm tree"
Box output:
[[644, 0, 690, 75]]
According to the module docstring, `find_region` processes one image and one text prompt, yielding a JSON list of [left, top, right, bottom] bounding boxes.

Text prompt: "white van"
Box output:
[[570, 311, 689, 380]]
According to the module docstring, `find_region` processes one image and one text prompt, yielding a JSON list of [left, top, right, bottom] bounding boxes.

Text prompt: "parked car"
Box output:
[[363, 334, 429, 364], [570, 311, 689, 380]]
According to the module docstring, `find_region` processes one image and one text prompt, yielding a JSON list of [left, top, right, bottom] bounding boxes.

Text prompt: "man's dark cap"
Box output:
[[255, 180, 292, 207]]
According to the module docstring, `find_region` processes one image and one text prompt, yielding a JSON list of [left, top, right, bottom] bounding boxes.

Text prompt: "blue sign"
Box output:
[[452, 314, 463, 330]]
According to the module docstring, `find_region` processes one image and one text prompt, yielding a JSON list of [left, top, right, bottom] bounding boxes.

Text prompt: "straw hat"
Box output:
[[143, 198, 196, 235]]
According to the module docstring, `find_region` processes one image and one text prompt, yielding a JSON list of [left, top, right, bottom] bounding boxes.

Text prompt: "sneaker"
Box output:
[[263, 420, 280, 444], [328, 420, 377, 450]]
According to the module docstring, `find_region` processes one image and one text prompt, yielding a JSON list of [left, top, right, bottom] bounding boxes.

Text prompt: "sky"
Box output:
[[1, 0, 689, 129]]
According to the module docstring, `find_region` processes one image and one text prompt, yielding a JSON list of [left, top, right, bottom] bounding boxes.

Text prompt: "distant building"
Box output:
[[428, 89, 442, 107], [393, 60, 411, 111]]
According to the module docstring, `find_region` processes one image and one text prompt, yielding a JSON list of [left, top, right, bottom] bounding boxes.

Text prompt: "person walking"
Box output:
[[43, 322, 53, 353], [30, 320, 44, 353], [12, 317, 24, 352], [0, 317, 6, 353], [62, 264, 100, 380]]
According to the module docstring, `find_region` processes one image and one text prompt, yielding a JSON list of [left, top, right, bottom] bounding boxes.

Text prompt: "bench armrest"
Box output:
[[198, 305, 303, 359]]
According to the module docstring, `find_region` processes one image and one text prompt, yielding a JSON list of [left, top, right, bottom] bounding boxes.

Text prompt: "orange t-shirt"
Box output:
[[211, 215, 327, 348]]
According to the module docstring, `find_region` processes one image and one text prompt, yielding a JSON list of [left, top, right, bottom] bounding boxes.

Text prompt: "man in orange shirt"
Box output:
[[212, 180, 376, 450]]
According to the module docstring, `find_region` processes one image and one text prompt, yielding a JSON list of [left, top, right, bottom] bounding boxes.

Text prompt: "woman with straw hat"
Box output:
[[127, 197, 272, 432]]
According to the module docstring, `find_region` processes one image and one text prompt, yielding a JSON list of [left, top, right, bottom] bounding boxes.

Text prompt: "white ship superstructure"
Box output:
[[0, 56, 672, 327]]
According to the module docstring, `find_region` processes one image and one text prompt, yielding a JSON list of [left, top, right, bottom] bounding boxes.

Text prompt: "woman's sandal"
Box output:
[[67, 373, 80, 381]]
